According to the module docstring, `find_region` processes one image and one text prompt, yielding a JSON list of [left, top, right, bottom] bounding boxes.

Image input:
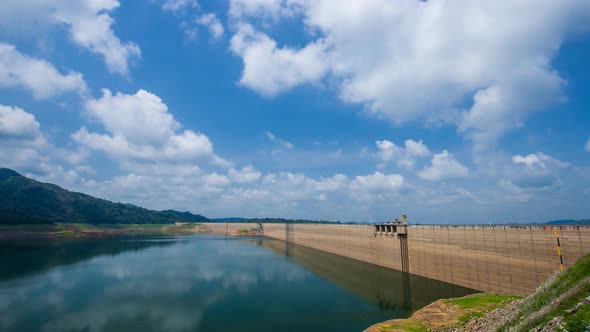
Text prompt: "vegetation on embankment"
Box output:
[[0, 168, 208, 224], [365, 252, 590, 332], [0, 223, 209, 239], [364, 293, 518, 332], [492, 251, 590, 331]]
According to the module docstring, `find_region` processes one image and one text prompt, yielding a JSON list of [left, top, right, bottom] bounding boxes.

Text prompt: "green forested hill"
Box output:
[[0, 168, 208, 224]]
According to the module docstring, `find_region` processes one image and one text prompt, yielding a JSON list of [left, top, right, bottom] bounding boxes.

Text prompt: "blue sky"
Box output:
[[0, 0, 589, 223]]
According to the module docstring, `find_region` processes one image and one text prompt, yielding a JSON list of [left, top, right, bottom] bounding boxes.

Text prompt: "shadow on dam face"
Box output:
[[256, 238, 477, 312]]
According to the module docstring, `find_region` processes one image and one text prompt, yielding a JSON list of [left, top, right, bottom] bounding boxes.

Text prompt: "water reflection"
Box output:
[[259, 238, 475, 313], [0, 238, 175, 281], [0, 235, 476, 332]]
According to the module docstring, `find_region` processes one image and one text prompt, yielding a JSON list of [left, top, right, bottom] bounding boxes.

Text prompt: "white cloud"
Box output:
[[197, 13, 224, 41], [228, 165, 261, 184], [229, 0, 302, 21], [375, 139, 429, 170], [162, 0, 198, 13], [160, 1, 224, 42], [0, 105, 46, 170], [85, 89, 179, 145], [404, 139, 430, 158], [229, 0, 590, 145], [0, 104, 90, 182], [351, 171, 404, 193], [375, 140, 400, 161], [202, 173, 231, 188], [0, 44, 86, 99], [230, 23, 329, 96], [0, 105, 41, 139], [512, 152, 569, 169], [0, 1, 140, 74], [419, 150, 469, 181], [73, 89, 226, 165], [513, 153, 549, 167], [75, 167, 402, 220], [507, 152, 569, 190], [586, 138, 590, 152], [265, 131, 294, 152]]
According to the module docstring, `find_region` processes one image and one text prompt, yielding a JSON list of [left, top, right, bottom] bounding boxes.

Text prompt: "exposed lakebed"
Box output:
[[0, 235, 476, 331]]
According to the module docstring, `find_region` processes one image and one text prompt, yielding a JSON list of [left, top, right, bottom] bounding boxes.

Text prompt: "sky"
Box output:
[[0, 0, 589, 224]]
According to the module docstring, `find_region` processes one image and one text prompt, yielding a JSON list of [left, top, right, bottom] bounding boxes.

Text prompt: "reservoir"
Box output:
[[0, 235, 475, 332]]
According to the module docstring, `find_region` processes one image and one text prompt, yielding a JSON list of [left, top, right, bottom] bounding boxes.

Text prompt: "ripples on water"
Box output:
[[0, 235, 476, 332]]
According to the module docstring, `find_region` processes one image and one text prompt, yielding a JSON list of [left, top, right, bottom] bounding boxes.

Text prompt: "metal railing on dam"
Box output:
[[202, 222, 590, 296]]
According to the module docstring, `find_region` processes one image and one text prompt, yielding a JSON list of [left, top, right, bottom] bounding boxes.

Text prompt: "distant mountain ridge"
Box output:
[[210, 217, 249, 222], [0, 168, 209, 224], [544, 219, 590, 225]]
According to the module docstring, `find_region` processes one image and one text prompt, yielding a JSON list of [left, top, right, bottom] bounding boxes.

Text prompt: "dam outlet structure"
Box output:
[[203, 218, 590, 296]]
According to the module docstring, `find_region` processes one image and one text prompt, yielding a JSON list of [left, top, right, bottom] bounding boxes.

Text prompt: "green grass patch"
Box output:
[[516, 281, 590, 331], [446, 293, 520, 325], [564, 300, 590, 331], [378, 319, 428, 332], [447, 294, 518, 310]]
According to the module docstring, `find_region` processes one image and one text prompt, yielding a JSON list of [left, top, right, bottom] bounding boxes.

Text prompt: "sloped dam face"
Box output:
[[204, 223, 590, 295]]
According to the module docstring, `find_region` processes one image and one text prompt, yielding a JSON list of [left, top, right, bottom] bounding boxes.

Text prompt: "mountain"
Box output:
[[211, 217, 249, 222], [545, 219, 590, 225], [0, 168, 209, 224], [243, 217, 339, 224]]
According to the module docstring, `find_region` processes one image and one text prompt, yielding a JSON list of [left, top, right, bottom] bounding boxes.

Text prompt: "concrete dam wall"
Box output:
[[202, 222, 590, 295]]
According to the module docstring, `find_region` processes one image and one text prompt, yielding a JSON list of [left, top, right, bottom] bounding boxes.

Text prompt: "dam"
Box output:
[[203, 220, 590, 296]]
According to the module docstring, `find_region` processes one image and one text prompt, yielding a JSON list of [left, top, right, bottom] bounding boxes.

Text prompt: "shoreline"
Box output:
[[363, 293, 519, 332], [0, 223, 210, 240]]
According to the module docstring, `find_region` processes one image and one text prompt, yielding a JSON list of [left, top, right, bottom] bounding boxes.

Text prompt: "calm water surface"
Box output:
[[0, 235, 476, 332]]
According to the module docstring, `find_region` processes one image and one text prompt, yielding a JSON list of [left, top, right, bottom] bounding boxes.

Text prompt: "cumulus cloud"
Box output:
[[0, 44, 86, 99], [0, 105, 41, 139], [197, 13, 224, 41], [73, 89, 227, 165], [0, 1, 140, 74], [228, 165, 261, 184], [375, 139, 430, 169], [202, 172, 231, 189], [161, 0, 198, 13], [160, 1, 224, 42], [228, 0, 590, 145], [230, 23, 329, 96], [419, 150, 469, 181], [513, 153, 549, 167], [76, 166, 406, 221], [229, 0, 302, 21], [0, 104, 90, 182], [0, 105, 47, 171], [507, 152, 569, 190], [351, 171, 404, 193]]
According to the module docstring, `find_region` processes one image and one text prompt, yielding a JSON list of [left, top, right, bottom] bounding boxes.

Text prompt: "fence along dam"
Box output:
[[203, 217, 590, 296]]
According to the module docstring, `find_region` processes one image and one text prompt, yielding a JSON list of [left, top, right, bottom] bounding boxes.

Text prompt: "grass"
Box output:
[[446, 294, 520, 324], [377, 320, 428, 332], [564, 299, 590, 331], [370, 293, 519, 332], [500, 252, 590, 331]]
